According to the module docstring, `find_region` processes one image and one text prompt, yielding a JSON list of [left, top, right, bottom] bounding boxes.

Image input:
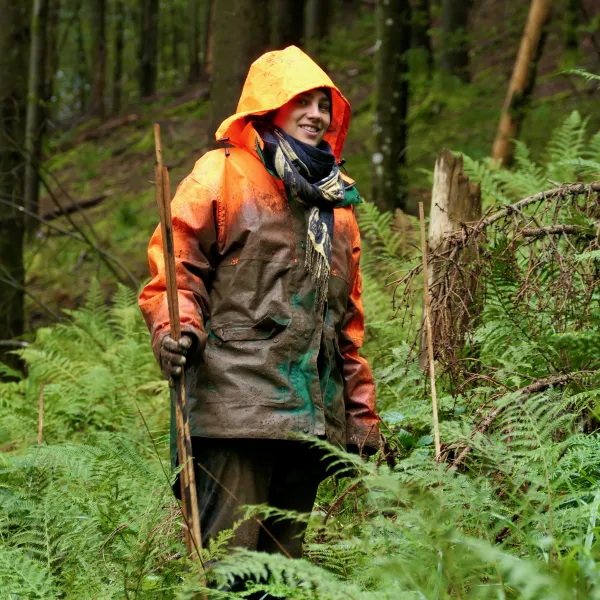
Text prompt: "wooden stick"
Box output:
[[37, 383, 44, 445], [419, 202, 441, 461], [153, 124, 204, 564]]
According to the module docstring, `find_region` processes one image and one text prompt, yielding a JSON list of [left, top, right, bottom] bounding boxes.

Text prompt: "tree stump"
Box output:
[[419, 149, 481, 369]]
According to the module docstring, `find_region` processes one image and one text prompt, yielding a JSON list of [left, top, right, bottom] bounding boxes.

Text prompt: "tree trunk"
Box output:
[[210, 0, 269, 137], [411, 0, 433, 75], [112, 0, 125, 114], [440, 0, 472, 82], [563, 0, 579, 66], [44, 0, 60, 111], [305, 0, 332, 55], [139, 0, 159, 98], [0, 1, 30, 367], [371, 0, 411, 213], [89, 0, 106, 118], [271, 0, 306, 49], [188, 0, 201, 83], [419, 149, 481, 368], [204, 0, 215, 77], [24, 0, 48, 229], [171, 0, 179, 71], [75, 2, 89, 112], [491, 0, 551, 166]]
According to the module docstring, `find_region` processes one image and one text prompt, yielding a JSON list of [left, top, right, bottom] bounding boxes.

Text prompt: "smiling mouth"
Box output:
[[299, 125, 320, 134]]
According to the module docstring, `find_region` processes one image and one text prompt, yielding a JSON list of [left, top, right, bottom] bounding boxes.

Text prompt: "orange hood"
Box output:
[[215, 46, 351, 162]]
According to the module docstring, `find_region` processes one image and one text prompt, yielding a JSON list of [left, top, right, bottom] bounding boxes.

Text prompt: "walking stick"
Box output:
[[153, 124, 204, 562]]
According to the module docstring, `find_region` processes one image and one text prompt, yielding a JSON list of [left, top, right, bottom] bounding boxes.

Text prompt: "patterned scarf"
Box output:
[[254, 122, 359, 311]]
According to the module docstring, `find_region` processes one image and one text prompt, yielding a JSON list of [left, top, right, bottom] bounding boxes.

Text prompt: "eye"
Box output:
[[295, 97, 309, 106], [320, 103, 331, 112]]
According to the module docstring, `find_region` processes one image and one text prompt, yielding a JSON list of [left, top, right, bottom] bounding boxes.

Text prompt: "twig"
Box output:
[[419, 202, 441, 461], [0, 340, 29, 348], [37, 383, 44, 445]]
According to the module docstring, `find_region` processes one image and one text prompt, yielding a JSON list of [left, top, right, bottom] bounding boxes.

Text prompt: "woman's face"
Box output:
[[272, 89, 331, 147]]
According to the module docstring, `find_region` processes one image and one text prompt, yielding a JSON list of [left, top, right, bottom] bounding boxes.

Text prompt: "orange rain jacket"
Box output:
[[139, 46, 379, 451]]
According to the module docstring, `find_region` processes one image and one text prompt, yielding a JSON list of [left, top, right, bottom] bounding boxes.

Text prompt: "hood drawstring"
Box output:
[[217, 137, 231, 157]]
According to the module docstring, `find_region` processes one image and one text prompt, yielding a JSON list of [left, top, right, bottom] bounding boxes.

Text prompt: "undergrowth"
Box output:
[[2, 112, 600, 598]]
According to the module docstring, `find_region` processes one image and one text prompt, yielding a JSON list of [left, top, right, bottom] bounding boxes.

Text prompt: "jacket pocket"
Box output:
[[211, 315, 290, 342]]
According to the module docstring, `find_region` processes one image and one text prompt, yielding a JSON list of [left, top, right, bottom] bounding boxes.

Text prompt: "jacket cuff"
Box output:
[[346, 417, 380, 454]]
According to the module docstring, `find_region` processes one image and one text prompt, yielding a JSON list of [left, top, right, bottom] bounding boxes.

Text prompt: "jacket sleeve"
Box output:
[[138, 173, 220, 360], [338, 216, 380, 452]]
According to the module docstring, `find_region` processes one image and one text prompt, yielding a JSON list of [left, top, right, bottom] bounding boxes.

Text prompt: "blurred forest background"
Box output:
[[2, 0, 600, 598]]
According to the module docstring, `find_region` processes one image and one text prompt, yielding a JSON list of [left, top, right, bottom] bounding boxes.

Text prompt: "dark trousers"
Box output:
[[192, 437, 331, 559]]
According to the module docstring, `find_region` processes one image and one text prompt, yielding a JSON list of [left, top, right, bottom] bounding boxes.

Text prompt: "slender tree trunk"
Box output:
[[305, 0, 332, 55], [24, 0, 48, 229], [372, 0, 411, 213], [0, 1, 30, 367], [271, 0, 306, 49], [171, 0, 179, 71], [411, 0, 433, 75], [75, 3, 89, 112], [210, 0, 269, 137], [491, 0, 551, 165], [139, 0, 159, 98], [440, 0, 472, 82], [44, 0, 60, 111], [89, 0, 106, 118], [112, 0, 125, 114], [204, 0, 215, 77], [563, 0, 579, 66], [188, 0, 201, 83]]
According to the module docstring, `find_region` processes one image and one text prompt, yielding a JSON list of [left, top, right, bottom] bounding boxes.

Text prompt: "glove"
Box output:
[[160, 334, 194, 387]]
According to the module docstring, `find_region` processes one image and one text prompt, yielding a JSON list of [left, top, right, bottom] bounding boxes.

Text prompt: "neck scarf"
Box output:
[[254, 122, 359, 311]]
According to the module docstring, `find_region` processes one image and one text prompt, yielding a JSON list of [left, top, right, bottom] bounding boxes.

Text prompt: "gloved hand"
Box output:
[[160, 334, 194, 386]]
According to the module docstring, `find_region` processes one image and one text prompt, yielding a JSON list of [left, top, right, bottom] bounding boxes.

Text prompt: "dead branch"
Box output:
[[450, 371, 594, 468]]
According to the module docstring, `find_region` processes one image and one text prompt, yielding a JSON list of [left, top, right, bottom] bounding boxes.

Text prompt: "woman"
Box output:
[[139, 46, 379, 561]]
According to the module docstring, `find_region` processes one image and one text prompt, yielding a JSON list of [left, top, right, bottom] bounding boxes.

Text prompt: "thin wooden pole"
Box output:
[[153, 123, 204, 566], [419, 202, 441, 461], [37, 383, 44, 445]]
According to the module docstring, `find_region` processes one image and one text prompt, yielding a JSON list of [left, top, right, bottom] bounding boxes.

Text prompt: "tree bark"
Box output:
[[24, 0, 48, 229], [491, 0, 551, 166], [89, 0, 106, 118], [44, 0, 60, 112], [440, 0, 472, 82], [271, 0, 306, 49], [139, 0, 159, 98], [188, 0, 202, 83], [563, 0, 579, 66], [75, 2, 89, 112], [305, 0, 332, 55], [112, 0, 125, 114], [371, 0, 411, 213], [171, 0, 179, 71], [0, 1, 30, 367], [210, 0, 269, 138], [411, 0, 433, 75], [419, 149, 481, 368], [204, 0, 215, 77]]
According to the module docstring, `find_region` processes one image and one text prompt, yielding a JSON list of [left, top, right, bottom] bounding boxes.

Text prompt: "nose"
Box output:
[[306, 100, 320, 120]]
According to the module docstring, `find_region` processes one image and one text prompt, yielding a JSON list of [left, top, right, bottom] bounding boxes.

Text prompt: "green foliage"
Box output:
[[463, 111, 600, 207]]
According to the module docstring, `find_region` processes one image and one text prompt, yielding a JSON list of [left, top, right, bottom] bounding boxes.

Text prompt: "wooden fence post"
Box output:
[[419, 149, 481, 368]]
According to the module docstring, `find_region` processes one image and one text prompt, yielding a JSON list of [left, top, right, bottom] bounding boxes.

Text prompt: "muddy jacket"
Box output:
[[139, 46, 379, 450]]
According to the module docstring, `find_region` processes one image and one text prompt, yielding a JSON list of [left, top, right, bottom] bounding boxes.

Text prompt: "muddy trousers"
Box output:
[[192, 437, 331, 558]]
